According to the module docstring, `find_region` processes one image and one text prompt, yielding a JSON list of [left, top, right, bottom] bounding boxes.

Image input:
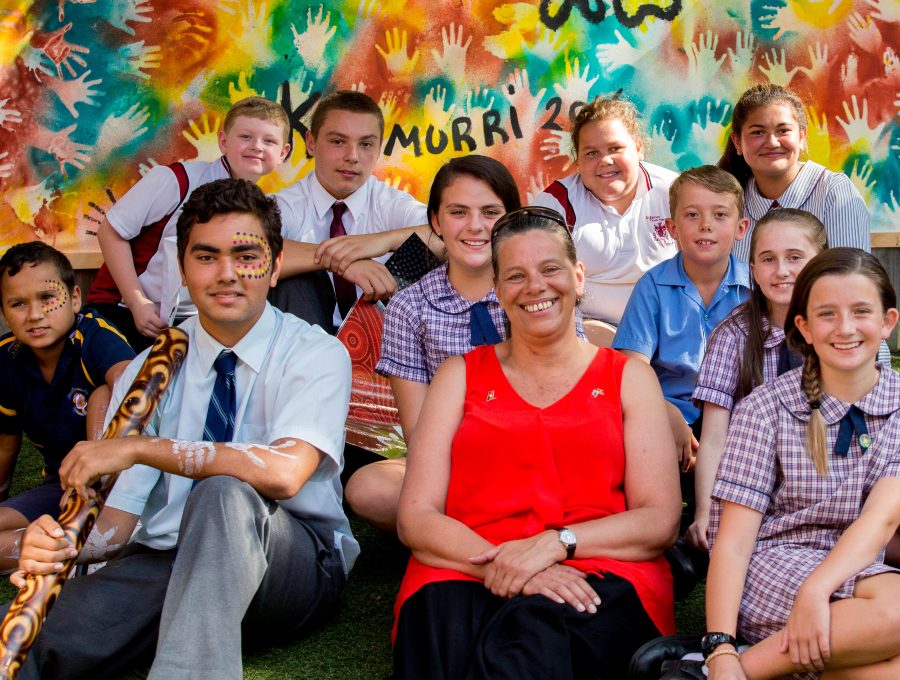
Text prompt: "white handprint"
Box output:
[[798, 42, 829, 82], [0, 151, 14, 179], [530, 25, 568, 63], [0, 98, 23, 129], [95, 103, 150, 161], [540, 129, 574, 171], [6, 178, 58, 228], [526, 170, 549, 204], [423, 85, 456, 129], [836, 95, 887, 155], [727, 31, 756, 83], [113, 41, 162, 80], [47, 70, 102, 118], [553, 55, 597, 114], [430, 23, 471, 84], [108, 0, 153, 36], [689, 100, 731, 163], [840, 53, 859, 89], [138, 157, 160, 176], [760, 2, 804, 41], [291, 6, 337, 77], [865, 0, 900, 22], [503, 68, 546, 143], [847, 12, 882, 55], [647, 118, 681, 171]]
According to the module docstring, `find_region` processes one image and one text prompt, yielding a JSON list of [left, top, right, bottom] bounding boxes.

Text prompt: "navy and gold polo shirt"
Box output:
[[0, 312, 135, 477]]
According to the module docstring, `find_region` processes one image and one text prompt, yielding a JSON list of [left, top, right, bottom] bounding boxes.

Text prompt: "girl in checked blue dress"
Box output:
[[705, 248, 900, 680]]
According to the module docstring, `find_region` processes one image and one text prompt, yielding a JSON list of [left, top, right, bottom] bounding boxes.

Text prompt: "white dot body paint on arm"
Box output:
[[222, 440, 299, 469]]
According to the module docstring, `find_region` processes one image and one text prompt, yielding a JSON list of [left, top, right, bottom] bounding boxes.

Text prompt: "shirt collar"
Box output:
[[745, 162, 824, 221], [775, 365, 900, 423], [193, 303, 277, 376], [421, 264, 499, 314], [654, 253, 747, 288], [309, 171, 370, 222]]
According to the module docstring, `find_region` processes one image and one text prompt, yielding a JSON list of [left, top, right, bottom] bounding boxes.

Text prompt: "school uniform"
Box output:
[[692, 309, 797, 412], [275, 173, 428, 327], [87, 158, 232, 348], [734, 161, 870, 261], [708, 367, 900, 679], [0, 312, 134, 520], [14, 305, 355, 680], [533, 162, 678, 325], [612, 253, 750, 424]]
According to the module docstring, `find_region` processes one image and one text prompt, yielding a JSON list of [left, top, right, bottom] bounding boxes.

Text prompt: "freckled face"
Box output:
[[0, 262, 80, 355]]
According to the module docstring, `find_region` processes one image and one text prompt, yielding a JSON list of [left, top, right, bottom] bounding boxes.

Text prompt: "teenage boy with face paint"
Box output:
[[7, 179, 355, 680]]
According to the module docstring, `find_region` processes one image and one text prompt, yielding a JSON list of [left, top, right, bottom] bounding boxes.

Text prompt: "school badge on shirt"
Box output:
[[69, 388, 88, 416]]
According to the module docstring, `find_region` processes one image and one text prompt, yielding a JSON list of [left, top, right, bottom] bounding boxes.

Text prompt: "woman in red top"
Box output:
[[394, 207, 681, 679]]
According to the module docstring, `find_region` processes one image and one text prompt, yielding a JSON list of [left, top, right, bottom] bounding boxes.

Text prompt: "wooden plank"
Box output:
[[872, 232, 900, 249]]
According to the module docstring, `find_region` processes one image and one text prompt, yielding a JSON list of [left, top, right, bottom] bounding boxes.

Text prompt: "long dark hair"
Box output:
[[718, 84, 807, 188], [784, 248, 896, 475], [722, 209, 827, 403]]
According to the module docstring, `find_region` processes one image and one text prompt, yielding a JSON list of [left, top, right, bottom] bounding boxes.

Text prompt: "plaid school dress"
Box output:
[[709, 367, 900, 679]]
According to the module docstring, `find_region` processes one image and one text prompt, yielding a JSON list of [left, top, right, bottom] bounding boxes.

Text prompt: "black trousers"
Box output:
[[394, 572, 661, 680]]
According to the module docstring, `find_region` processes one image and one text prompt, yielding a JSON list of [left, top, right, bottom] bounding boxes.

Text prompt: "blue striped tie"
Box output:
[[202, 350, 237, 442]]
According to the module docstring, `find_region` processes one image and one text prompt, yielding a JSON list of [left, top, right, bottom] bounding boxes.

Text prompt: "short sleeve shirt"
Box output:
[[692, 309, 785, 412], [106, 158, 232, 317], [105, 304, 359, 573], [376, 264, 507, 384], [0, 312, 135, 476], [734, 161, 870, 261], [275, 172, 428, 325], [612, 253, 750, 423], [533, 162, 678, 325]]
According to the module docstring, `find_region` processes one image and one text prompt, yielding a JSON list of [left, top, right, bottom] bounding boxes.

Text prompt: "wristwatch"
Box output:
[[557, 527, 576, 560], [700, 632, 738, 659]]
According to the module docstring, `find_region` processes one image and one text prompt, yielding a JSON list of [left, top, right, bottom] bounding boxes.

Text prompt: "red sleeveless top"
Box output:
[[394, 345, 675, 637]]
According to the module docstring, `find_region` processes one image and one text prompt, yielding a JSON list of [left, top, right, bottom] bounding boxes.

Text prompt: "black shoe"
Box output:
[[628, 634, 702, 680]]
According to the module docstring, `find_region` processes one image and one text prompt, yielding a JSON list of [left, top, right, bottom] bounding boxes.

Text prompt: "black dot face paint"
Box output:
[[232, 232, 272, 280], [42, 280, 69, 314]]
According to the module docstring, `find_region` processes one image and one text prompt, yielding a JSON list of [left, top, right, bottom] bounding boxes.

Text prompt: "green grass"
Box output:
[[7, 353, 900, 677]]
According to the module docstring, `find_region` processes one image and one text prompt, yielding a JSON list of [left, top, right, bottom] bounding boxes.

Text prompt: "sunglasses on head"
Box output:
[[490, 206, 571, 241]]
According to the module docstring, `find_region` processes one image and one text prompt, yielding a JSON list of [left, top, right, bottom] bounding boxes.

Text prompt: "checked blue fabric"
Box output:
[[202, 350, 238, 443]]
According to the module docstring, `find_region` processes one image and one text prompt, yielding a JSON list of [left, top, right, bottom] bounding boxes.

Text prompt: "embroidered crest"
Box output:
[[647, 216, 671, 245], [69, 387, 88, 416]]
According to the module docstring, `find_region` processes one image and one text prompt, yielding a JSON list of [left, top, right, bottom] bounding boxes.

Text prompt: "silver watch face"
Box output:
[[559, 528, 576, 546]]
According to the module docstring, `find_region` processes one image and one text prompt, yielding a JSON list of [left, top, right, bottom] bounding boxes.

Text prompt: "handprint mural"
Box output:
[[0, 0, 897, 256]]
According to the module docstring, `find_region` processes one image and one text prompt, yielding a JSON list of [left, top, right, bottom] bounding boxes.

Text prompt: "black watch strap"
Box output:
[[701, 632, 737, 659]]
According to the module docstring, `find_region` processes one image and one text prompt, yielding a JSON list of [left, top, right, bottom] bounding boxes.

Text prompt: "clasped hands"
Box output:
[[468, 530, 600, 614]]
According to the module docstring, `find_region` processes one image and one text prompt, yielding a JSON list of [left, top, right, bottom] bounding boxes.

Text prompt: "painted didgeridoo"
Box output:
[[0, 327, 189, 679]]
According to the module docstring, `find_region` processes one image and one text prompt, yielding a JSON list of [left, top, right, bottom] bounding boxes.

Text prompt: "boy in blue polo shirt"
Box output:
[[0, 242, 134, 571], [613, 165, 750, 472]]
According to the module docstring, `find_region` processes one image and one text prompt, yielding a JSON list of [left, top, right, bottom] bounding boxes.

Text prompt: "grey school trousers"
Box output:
[[9, 476, 345, 680]]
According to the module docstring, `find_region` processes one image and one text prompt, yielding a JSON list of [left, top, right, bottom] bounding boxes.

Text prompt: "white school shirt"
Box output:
[[275, 172, 428, 325], [734, 161, 870, 261], [533, 162, 678, 325], [105, 304, 359, 574], [106, 158, 232, 319]]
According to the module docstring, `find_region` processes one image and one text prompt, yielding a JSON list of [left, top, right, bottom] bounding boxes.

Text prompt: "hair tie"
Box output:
[[808, 400, 821, 410]]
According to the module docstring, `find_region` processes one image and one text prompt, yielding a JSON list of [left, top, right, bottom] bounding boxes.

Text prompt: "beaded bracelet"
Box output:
[[705, 647, 740, 665]]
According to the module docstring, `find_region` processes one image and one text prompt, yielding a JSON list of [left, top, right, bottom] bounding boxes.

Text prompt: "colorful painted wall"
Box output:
[[1, 0, 898, 256]]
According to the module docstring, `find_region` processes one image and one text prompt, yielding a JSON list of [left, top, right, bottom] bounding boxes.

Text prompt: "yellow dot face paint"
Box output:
[[42, 280, 69, 314], [232, 232, 272, 280]]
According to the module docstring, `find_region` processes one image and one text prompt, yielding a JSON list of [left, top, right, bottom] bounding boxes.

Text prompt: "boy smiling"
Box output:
[[9, 179, 354, 679], [613, 166, 750, 470]]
